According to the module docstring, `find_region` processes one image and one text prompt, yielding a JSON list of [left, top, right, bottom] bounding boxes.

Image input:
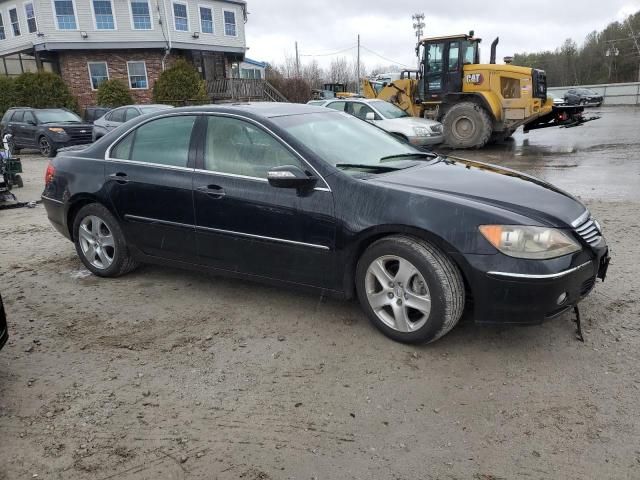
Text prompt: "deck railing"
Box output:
[[206, 78, 289, 102]]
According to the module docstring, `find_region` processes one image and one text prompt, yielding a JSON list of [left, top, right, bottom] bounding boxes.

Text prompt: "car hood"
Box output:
[[370, 157, 586, 227]]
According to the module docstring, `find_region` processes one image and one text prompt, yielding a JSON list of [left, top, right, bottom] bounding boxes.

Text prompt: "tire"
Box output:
[[442, 102, 492, 149], [355, 235, 465, 344], [39, 136, 56, 157], [72, 203, 138, 278]]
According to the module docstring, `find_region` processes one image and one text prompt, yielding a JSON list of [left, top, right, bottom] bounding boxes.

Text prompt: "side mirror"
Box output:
[[267, 165, 317, 189], [365, 112, 375, 121]]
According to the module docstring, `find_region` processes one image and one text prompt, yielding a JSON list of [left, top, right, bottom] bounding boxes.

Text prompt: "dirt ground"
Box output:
[[1, 106, 639, 479]]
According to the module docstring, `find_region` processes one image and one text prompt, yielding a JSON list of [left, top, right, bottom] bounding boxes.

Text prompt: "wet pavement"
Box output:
[[443, 106, 640, 202]]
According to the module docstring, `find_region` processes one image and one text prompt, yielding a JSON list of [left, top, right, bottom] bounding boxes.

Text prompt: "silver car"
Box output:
[[92, 104, 174, 141], [312, 98, 443, 146]]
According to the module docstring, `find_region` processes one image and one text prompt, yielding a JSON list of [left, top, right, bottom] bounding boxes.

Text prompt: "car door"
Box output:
[[105, 114, 198, 262], [21, 111, 38, 147], [192, 114, 337, 289], [6, 110, 23, 145]]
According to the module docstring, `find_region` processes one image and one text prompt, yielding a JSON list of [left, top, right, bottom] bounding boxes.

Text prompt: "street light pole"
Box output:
[[412, 13, 425, 70]]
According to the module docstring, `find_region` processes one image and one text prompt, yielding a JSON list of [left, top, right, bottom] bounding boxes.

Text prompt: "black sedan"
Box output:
[[0, 293, 7, 351], [41, 104, 610, 344], [564, 88, 604, 106]]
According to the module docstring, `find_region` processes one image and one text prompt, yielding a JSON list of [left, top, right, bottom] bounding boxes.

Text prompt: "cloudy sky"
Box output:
[[244, 0, 640, 70]]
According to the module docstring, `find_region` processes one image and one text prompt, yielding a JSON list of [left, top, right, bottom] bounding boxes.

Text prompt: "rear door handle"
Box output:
[[196, 184, 225, 198], [108, 172, 130, 184]]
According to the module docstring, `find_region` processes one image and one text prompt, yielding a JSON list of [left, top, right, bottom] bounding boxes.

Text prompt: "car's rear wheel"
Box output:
[[39, 136, 56, 157], [73, 203, 138, 277], [356, 235, 465, 344]]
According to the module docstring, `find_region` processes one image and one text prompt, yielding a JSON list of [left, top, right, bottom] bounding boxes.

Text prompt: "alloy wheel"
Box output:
[[452, 116, 475, 140], [39, 137, 51, 156], [78, 215, 116, 270], [365, 255, 431, 332]]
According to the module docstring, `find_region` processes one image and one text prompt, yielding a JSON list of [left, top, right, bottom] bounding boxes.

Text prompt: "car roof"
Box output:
[[163, 102, 333, 118]]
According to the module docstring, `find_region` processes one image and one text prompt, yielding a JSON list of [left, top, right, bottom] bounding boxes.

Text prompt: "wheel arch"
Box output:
[[342, 224, 472, 300], [66, 193, 110, 239]]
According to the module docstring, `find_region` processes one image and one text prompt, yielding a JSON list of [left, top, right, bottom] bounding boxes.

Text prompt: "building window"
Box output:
[[199, 6, 212, 34], [223, 10, 236, 36], [24, 3, 37, 33], [92, 0, 115, 30], [240, 68, 262, 80], [172, 2, 187, 32], [130, 0, 151, 30], [127, 61, 148, 89], [88, 62, 109, 90], [53, 0, 77, 30], [0, 13, 5, 40], [9, 8, 20, 36]]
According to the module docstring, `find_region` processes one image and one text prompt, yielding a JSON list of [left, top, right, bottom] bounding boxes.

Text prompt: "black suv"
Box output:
[[564, 88, 604, 106], [0, 107, 93, 157]]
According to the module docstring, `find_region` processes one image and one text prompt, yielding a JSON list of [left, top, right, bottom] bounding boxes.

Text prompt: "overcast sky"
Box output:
[[244, 0, 640, 70]]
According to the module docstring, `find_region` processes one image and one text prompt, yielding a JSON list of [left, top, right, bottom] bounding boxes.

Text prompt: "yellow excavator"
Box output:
[[363, 32, 597, 148]]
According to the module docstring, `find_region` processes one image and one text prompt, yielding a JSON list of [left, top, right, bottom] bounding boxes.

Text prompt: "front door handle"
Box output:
[[196, 184, 226, 198], [108, 172, 130, 184]]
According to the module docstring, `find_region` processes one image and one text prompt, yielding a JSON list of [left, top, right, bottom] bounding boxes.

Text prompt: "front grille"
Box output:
[[574, 214, 602, 247], [581, 276, 596, 296], [64, 126, 93, 143]]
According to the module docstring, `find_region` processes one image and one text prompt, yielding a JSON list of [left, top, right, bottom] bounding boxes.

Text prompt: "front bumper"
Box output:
[[410, 134, 444, 146], [460, 243, 610, 325]]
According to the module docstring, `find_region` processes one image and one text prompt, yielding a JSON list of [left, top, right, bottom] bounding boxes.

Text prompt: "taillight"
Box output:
[[45, 162, 55, 185]]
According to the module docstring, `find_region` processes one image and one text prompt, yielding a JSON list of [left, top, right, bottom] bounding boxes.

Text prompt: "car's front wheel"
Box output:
[[356, 235, 465, 344], [73, 203, 138, 277], [39, 136, 56, 157]]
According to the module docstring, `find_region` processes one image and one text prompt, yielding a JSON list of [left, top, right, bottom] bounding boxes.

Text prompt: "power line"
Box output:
[[299, 45, 356, 57], [360, 45, 413, 68]]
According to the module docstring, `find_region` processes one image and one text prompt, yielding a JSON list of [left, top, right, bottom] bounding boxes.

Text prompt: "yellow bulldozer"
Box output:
[[363, 32, 597, 148]]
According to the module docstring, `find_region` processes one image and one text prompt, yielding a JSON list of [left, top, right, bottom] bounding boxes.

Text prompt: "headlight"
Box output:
[[413, 126, 430, 137], [48, 127, 65, 134], [479, 225, 581, 259]]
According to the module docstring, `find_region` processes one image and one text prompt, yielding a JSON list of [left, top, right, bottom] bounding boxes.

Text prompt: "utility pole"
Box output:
[[626, 18, 640, 82], [295, 41, 300, 77], [412, 13, 425, 70], [357, 34, 360, 94]]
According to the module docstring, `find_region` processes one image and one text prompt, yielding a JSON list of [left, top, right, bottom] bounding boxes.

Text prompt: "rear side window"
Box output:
[[11, 111, 24, 122], [326, 101, 346, 111], [110, 115, 196, 168], [23, 111, 35, 124], [124, 108, 139, 122], [109, 109, 125, 122]]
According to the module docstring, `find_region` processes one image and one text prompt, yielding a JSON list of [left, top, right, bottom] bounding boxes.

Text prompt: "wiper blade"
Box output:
[[379, 152, 435, 162], [335, 163, 401, 172]]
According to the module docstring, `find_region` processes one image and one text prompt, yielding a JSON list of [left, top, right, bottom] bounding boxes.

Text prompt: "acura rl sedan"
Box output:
[[41, 104, 610, 344]]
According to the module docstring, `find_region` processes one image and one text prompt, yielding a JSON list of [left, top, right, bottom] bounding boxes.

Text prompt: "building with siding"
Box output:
[[0, 0, 247, 109]]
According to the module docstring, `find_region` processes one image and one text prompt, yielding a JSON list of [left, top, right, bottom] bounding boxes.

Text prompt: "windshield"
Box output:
[[371, 101, 409, 119], [35, 109, 82, 124], [272, 112, 426, 173], [139, 105, 174, 114]]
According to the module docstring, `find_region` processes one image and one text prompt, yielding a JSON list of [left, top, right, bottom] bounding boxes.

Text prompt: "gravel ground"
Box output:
[[1, 107, 639, 479]]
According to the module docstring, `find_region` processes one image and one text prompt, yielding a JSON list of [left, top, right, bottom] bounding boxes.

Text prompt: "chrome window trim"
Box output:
[[487, 261, 592, 280], [105, 157, 194, 172], [104, 111, 332, 192], [124, 214, 330, 251], [193, 168, 331, 193]]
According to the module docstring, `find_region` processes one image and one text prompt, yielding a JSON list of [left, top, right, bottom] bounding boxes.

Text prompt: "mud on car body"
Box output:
[[41, 103, 610, 344]]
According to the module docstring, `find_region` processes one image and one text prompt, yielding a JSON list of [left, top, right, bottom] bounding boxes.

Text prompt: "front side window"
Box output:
[[204, 116, 304, 179], [127, 61, 148, 89], [173, 2, 187, 31], [111, 115, 196, 168], [24, 3, 37, 33], [124, 108, 139, 122], [448, 41, 460, 71], [9, 8, 20, 36], [199, 6, 212, 33], [347, 103, 378, 121], [92, 0, 115, 29], [0, 13, 6, 40], [23, 111, 35, 124], [88, 62, 108, 90], [130, 0, 151, 29], [108, 108, 125, 122], [223, 10, 236, 36], [54, 0, 77, 30]]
